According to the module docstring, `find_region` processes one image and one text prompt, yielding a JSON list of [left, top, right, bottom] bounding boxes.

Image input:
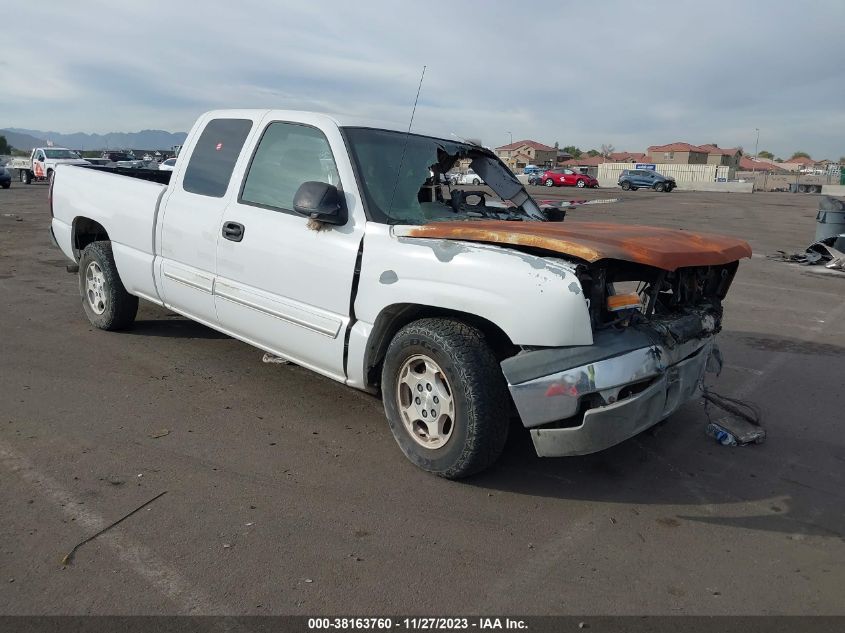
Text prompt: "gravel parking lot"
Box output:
[[1, 183, 843, 616]]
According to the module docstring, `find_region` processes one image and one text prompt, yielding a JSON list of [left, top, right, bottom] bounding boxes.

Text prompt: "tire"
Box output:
[[620, 181, 631, 191], [78, 241, 138, 331], [21, 170, 31, 185], [665, 184, 674, 192], [654, 182, 665, 192], [46, 169, 54, 184], [381, 318, 510, 479], [576, 179, 586, 188], [631, 186, 638, 190], [545, 178, 554, 187], [1, 182, 9, 190], [472, 178, 480, 185]]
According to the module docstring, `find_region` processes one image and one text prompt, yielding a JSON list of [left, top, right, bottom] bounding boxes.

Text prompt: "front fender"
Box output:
[[355, 224, 593, 348]]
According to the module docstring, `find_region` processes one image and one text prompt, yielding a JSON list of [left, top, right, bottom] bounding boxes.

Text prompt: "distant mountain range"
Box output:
[[1, 128, 188, 151]]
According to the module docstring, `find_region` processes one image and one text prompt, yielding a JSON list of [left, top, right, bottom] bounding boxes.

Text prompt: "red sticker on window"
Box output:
[[216, 142, 223, 151]]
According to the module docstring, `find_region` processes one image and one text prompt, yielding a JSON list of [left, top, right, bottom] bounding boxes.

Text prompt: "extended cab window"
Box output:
[[240, 122, 340, 213], [183, 118, 253, 198]]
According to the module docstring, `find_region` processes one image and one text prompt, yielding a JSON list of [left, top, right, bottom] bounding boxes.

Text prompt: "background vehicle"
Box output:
[[9, 147, 89, 184], [452, 169, 484, 185], [0, 165, 11, 189], [158, 157, 177, 172], [619, 169, 676, 192], [84, 158, 114, 167], [50, 109, 750, 478], [541, 168, 599, 188]]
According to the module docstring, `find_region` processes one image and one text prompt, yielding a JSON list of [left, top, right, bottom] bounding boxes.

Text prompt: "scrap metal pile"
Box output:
[[770, 196, 845, 272]]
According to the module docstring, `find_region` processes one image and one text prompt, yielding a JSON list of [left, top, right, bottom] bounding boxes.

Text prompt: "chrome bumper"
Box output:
[[503, 332, 717, 457]]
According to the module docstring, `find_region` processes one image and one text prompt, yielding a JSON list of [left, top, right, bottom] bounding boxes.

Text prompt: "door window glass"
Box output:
[[183, 118, 253, 198], [240, 122, 340, 213]]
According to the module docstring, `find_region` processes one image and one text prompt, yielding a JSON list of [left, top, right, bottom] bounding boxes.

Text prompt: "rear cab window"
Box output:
[[183, 118, 253, 197]]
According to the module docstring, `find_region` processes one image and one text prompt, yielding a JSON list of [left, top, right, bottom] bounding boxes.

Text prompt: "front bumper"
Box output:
[[502, 325, 718, 457]]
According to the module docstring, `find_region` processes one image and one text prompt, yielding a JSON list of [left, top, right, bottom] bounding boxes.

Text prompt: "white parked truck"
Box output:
[[49, 109, 752, 478], [10, 147, 89, 184]]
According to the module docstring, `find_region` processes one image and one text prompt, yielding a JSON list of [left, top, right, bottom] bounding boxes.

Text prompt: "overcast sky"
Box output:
[[3, 1, 844, 159]]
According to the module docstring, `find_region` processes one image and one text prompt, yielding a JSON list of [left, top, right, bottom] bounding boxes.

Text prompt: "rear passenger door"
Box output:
[[156, 115, 258, 325], [214, 117, 365, 381]]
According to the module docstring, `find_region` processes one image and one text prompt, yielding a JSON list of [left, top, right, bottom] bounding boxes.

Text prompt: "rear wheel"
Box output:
[[472, 178, 480, 185], [21, 170, 31, 185], [78, 241, 138, 330], [620, 181, 631, 190], [381, 318, 510, 479]]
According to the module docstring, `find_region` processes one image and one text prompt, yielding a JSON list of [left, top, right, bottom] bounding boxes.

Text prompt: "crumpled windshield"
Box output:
[[343, 127, 545, 224]]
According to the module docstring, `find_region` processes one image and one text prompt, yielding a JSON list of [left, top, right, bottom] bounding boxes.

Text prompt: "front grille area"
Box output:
[[577, 259, 739, 334]]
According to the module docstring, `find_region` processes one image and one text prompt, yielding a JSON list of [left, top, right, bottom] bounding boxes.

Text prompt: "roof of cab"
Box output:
[[200, 109, 456, 143]]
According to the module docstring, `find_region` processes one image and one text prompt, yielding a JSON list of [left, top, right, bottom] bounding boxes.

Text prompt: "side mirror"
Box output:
[[292, 181, 346, 225]]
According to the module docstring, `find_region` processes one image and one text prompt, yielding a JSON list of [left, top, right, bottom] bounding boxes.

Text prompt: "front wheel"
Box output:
[[381, 318, 510, 479], [472, 178, 480, 185], [1, 182, 9, 190], [654, 182, 665, 192], [620, 181, 631, 191], [576, 179, 586, 188], [78, 241, 138, 330]]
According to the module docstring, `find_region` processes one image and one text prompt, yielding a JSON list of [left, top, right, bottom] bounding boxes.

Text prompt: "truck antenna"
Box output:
[[386, 65, 426, 221]]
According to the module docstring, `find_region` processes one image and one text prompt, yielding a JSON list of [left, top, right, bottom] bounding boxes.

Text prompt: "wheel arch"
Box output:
[[72, 216, 110, 259], [363, 303, 518, 391]]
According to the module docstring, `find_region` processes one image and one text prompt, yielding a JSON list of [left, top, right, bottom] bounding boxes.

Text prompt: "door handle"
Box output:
[[222, 221, 245, 242]]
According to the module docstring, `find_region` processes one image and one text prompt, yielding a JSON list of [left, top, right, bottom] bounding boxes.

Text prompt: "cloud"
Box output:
[[2, 0, 844, 158]]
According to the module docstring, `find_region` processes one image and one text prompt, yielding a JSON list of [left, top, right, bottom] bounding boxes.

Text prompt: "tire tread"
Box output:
[[384, 317, 510, 478]]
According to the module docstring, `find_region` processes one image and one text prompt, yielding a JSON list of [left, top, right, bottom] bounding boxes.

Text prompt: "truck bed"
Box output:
[[51, 164, 169, 303], [79, 164, 172, 185]]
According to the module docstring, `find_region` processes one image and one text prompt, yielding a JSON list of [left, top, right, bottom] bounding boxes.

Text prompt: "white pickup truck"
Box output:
[[50, 109, 751, 478], [10, 147, 90, 184]]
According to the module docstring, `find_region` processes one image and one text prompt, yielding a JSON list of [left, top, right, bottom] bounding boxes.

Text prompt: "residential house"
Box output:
[[606, 152, 649, 163], [698, 144, 743, 169], [647, 142, 709, 165], [778, 157, 815, 173], [495, 140, 557, 170], [739, 157, 786, 172]]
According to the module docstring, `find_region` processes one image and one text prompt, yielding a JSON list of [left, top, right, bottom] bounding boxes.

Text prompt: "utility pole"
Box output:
[[754, 128, 760, 159]]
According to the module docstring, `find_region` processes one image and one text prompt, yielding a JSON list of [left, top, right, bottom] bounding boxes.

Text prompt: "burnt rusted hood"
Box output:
[[394, 220, 752, 271]]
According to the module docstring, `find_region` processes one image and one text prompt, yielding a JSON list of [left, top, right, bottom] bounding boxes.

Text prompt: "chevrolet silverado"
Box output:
[[49, 109, 751, 478]]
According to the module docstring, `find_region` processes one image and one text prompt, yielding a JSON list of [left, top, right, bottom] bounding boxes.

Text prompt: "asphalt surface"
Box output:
[[1, 183, 843, 616]]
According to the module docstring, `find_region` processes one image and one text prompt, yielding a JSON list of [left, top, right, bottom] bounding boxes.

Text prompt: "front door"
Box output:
[[157, 116, 257, 325], [215, 119, 364, 381]]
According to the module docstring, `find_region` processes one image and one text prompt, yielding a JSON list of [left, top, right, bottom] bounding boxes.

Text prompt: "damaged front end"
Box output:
[[502, 259, 738, 457]]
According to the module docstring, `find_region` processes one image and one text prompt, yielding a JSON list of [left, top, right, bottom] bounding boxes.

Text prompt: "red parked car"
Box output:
[[540, 168, 599, 188]]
